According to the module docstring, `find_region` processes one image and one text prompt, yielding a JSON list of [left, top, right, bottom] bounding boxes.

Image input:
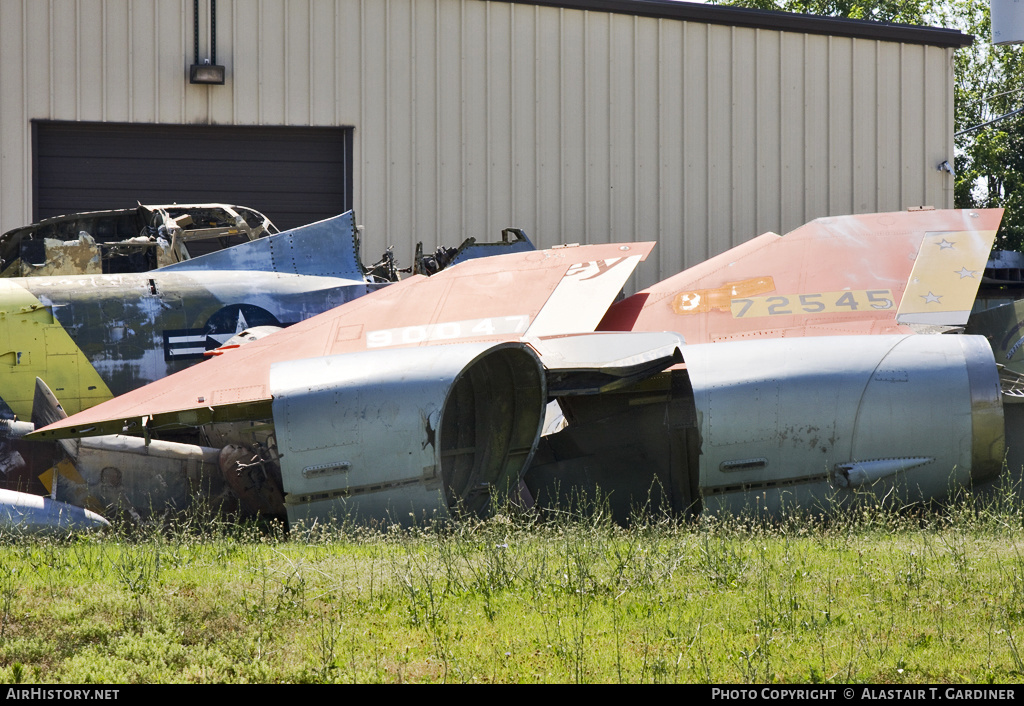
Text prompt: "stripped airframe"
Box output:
[[0, 210, 537, 529], [31, 207, 1017, 527]]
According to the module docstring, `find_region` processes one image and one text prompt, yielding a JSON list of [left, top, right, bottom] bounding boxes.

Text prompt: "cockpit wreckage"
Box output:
[[0, 203, 280, 277], [8, 207, 1021, 531]]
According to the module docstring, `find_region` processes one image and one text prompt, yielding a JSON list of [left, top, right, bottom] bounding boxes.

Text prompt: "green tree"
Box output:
[[707, 0, 935, 24], [937, 0, 1024, 249], [712, 0, 1024, 250]]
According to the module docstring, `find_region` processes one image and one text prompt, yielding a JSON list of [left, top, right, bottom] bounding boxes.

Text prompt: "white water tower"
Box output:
[[992, 0, 1024, 45]]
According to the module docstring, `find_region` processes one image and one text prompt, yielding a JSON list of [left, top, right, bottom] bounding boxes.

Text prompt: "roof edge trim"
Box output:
[[484, 0, 973, 48]]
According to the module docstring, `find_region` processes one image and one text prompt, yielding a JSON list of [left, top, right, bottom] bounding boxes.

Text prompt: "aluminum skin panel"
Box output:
[[162, 212, 364, 280], [56, 436, 223, 517], [684, 334, 1002, 515], [270, 341, 545, 526]]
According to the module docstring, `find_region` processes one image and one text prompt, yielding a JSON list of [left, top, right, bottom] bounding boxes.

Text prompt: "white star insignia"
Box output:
[[921, 292, 942, 304], [937, 239, 955, 249], [955, 267, 977, 279]]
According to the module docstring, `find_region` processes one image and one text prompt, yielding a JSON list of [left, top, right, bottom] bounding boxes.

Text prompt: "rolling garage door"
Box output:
[[33, 121, 352, 231]]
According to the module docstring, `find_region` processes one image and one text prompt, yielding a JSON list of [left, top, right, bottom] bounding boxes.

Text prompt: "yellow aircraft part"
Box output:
[[39, 458, 86, 494], [897, 229, 997, 324], [671, 276, 776, 315], [0, 281, 112, 419], [40, 459, 107, 515]]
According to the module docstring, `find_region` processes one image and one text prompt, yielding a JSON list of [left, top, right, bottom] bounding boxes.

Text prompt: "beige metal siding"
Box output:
[[0, 0, 959, 290]]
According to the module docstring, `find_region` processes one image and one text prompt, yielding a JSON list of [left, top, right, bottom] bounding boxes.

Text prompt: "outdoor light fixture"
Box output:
[[190, 62, 225, 85], [189, 0, 225, 85]]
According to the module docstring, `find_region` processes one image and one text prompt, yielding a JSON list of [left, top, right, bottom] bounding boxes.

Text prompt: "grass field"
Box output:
[[3, 489, 1024, 683]]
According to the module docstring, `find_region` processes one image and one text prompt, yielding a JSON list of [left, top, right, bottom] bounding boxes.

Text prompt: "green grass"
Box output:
[[3, 492, 1024, 683]]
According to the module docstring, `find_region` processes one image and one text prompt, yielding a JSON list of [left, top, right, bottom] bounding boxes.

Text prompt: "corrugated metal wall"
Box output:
[[0, 0, 958, 289]]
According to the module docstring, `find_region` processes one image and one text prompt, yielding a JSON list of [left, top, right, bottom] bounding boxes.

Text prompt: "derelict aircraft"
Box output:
[[27, 207, 1015, 527], [0, 211, 534, 530], [0, 211, 385, 424], [0, 212, 384, 529]]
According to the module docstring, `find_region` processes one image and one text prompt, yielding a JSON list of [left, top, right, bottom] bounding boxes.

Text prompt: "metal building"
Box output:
[[0, 0, 971, 289]]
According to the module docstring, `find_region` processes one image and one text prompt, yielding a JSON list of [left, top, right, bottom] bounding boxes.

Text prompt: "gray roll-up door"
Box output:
[[33, 121, 353, 231]]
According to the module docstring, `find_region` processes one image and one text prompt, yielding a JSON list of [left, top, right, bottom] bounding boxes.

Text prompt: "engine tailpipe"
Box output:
[[271, 342, 547, 525]]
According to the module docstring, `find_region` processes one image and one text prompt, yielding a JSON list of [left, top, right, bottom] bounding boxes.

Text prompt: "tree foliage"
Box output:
[[936, 0, 1024, 250], [708, 0, 935, 24], [711, 0, 1024, 250]]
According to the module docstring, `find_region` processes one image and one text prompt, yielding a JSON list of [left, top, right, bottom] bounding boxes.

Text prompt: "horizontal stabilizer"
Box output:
[[531, 331, 686, 395], [161, 212, 367, 280]]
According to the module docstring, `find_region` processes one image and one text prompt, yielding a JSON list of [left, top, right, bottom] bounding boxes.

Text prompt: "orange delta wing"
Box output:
[[599, 209, 1004, 343], [32, 241, 654, 439]]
